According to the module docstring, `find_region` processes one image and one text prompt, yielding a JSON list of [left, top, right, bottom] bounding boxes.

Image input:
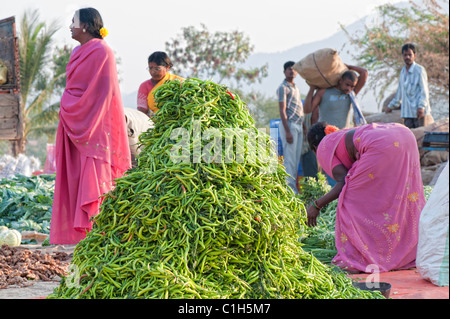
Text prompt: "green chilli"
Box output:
[[47, 78, 382, 300]]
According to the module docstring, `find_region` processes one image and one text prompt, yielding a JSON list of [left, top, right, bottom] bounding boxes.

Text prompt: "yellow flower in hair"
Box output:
[[100, 27, 108, 38]]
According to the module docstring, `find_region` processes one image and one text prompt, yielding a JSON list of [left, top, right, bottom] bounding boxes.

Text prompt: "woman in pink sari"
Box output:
[[306, 122, 425, 273], [50, 8, 131, 244]]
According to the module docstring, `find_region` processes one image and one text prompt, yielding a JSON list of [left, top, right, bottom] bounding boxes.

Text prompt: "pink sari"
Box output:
[[316, 123, 425, 273], [50, 39, 131, 244]]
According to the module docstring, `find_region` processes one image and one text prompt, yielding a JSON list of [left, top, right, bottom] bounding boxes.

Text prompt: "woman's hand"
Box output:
[[306, 167, 348, 228], [307, 204, 320, 227]]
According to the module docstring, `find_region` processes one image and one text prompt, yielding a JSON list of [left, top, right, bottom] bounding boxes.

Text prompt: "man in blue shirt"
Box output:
[[386, 43, 431, 129]]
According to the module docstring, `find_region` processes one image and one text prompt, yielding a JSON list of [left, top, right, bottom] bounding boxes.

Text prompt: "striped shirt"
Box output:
[[277, 80, 303, 123], [388, 62, 431, 118]]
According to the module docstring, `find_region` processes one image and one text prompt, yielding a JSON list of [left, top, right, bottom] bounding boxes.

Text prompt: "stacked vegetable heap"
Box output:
[[298, 173, 337, 265], [48, 78, 381, 299]]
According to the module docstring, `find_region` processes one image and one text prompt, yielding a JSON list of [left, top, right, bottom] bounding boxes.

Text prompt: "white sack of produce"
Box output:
[[123, 107, 154, 167], [0, 154, 41, 179], [416, 160, 449, 287], [293, 48, 348, 88]]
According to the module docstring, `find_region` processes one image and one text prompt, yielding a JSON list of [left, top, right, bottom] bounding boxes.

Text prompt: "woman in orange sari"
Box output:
[[137, 51, 184, 117]]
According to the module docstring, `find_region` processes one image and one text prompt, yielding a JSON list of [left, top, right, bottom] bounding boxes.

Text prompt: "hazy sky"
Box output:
[[3, 0, 404, 95]]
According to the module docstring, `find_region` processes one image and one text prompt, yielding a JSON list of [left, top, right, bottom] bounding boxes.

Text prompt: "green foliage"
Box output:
[[298, 173, 331, 208], [51, 45, 72, 92], [18, 9, 72, 147], [244, 91, 280, 129], [19, 9, 60, 108], [0, 174, 55, 234], [297, 173, 337, 264], [165, 24, 268, 87], [301, 200, 338, 264]]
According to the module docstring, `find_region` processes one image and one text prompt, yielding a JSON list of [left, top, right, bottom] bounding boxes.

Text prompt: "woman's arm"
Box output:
[[306, 164, 348, 227], [137, 82, 150, 116]]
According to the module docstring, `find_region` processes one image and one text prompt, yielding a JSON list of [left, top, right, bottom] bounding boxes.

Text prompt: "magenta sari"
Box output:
[[50, 39, 131, 244], [316, 123, 425, 273]]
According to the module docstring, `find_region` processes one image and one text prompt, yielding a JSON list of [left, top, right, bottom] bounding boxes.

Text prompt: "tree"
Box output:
[[165, 24, 268, 87], [244, 91, 279, 129], [341, 0, 449, 114], [15, 9, 69, 153], [27, 45, 72, 143]]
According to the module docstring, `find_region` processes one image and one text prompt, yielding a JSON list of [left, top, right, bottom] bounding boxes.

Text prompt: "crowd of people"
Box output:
[[277, 42, 430, 273], [49, 7, 432, 275]]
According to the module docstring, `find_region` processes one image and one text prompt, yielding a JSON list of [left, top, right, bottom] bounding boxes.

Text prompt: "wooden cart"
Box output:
[[0, 16, 23, 155]]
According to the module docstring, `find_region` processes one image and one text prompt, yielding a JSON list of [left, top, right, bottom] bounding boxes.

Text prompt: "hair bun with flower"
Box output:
[[99, 27, 108, 38], [324, 125, 339, 135]]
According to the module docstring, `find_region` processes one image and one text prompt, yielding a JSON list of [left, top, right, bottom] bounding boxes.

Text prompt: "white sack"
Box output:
[[416, 161, 449, 287]]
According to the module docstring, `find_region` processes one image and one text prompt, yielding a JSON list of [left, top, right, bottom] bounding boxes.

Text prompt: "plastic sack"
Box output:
[[123, 108, 154, 167], [269, 119, 283, 156], [14, 154, 32, 176], [0, 154, 41, 178], [43, 143, 57, 174], [0, 155, 17, 178], [416, 161, 449, 287]]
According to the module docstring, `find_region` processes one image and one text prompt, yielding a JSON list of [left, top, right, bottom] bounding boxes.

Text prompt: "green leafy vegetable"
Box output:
[[0, 174, 55, 234]]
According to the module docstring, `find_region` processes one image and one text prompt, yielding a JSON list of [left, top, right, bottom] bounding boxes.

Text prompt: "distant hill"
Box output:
[[123, 0, 446, 115]]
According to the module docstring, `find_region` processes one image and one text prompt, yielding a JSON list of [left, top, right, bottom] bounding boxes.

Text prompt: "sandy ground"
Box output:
[[0, 244, 76, 299], [1, 244, 447, 299], [0, 280, 60, 299]]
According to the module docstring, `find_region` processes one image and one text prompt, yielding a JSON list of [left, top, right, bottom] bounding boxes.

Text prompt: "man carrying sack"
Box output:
[[296, 48, 368, 129], [297, 48, 368, 186]]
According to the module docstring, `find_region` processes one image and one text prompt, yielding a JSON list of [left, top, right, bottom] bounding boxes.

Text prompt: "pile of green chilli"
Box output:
[[48, 78, 382, 299]]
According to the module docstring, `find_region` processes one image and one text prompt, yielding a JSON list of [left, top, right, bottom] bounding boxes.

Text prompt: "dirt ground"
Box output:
[[0, 244, 76, 299], [1, 244, 447, 300]]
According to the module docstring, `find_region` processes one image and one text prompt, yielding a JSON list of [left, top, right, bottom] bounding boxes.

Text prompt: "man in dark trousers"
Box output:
[[385, 43, 432, 129]]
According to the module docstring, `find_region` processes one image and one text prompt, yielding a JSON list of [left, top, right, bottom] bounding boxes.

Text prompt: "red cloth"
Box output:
[[137, 79, 154, 112], [50, 39, 131, 244]]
